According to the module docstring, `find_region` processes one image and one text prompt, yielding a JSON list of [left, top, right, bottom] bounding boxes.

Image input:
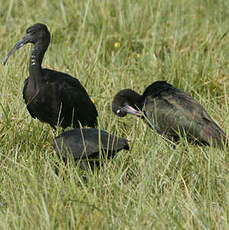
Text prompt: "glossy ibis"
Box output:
[[53, 128, 129, 170], [3, 23, 98, 129], [112, 81, 227, 148]]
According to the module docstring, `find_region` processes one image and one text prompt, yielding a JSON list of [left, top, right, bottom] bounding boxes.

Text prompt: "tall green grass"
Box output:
[[0, 0, 229, 229]]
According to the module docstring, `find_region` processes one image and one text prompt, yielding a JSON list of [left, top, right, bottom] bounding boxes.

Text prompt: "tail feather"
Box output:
[[201, 120, 227, 148]]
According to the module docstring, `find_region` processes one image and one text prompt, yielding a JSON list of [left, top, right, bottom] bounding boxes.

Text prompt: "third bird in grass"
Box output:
[[3, 23, 97, 129], [53, 128, 129, 170], [112, 81, 227, 148]]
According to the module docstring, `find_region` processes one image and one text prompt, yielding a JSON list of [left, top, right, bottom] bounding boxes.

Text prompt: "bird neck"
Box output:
[[29, 41, 48, 76], [129, 92, 143, 110], [134, 97, 144, 110]]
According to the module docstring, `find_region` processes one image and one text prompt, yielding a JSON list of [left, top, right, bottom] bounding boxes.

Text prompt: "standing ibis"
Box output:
[[112, 81, 227, 148], [3, 23, 98, 129], [53, 128, 129, 170]]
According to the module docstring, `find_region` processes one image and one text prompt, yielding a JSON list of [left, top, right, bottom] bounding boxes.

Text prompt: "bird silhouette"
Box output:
[[3, 23, 98, 129], [53, 128, 129, 170], [112, 81, 227, 148]]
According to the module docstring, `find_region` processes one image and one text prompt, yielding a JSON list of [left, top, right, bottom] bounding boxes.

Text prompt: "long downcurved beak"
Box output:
[[123, 105, 142, 116], [3, 34, 32, 65]]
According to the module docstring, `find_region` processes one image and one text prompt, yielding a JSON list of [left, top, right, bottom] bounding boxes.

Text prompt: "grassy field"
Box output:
[[0, 0, 229, 229]]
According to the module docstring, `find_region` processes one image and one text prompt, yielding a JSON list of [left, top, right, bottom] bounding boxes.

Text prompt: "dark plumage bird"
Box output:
[[53, 128, 129, 169], [112, 81, 227, 148], [3, 23, 97, 129]]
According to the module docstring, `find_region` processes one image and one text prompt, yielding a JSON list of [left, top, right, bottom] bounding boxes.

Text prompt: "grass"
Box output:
[[0, 0, 229, 229]]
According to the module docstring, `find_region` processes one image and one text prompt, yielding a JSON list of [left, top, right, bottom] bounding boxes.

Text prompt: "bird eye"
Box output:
[[116, 109, 121, 114]]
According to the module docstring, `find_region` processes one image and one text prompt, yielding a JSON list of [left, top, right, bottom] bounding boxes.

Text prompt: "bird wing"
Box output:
[[43, 69, 98, 127], [60, 87, 98, 128], [53, 128, 129, 161], [143, 87, 226, 147]]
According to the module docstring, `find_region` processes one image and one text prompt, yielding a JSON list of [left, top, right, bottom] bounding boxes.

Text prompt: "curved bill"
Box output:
[[3, 34, 31, 65], [123, 105, 142, 116]]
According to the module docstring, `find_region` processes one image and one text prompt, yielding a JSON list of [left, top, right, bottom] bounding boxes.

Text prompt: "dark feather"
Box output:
[[112, 81, 227, 148], [5, 23, 98, 129], [53, 128, 129, 170]]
